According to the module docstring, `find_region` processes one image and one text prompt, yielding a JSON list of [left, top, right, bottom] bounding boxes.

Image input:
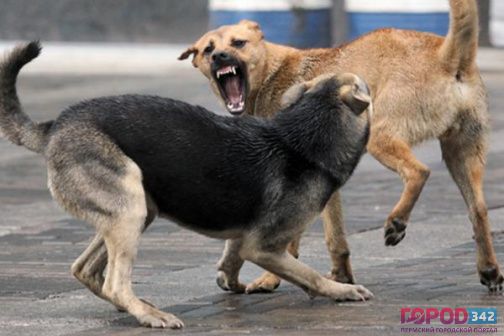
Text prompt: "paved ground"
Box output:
[[0, 48, 504, 335]]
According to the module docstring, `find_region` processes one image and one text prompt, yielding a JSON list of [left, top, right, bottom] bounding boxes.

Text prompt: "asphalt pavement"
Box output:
[[0, 45, 504, 336]]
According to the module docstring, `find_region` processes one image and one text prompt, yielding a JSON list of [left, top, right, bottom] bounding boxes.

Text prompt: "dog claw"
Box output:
[[479, 266, 504, 292], [138, 309, 184, 329], [216, 271, 246, 293], [245, 273, 281, 294], [384, 218, 407, 246], [325, 270, 355, 284], [336, 284, 373, 302]]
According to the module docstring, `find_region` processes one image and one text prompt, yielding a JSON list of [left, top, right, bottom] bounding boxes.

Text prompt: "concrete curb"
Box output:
[[1, 42, 503, 75], [0, 42, 193, 75]]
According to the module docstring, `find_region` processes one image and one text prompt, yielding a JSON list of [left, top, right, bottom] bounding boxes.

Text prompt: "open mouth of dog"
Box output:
[[212, 62, 248, 115]]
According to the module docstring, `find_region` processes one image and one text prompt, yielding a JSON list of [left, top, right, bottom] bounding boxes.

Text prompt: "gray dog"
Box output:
[[0, 42, 372, 328]]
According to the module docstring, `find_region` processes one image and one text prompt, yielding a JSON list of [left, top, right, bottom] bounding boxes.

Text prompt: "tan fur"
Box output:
[[182, 0, 503, 291]]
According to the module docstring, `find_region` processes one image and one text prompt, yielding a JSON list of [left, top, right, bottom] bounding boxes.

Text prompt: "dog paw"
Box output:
[[216, 271, 246, 293], [325, 269, 355, 284], [330, 284, 374, 302], [138, 309, 184, 329], [479, 266, 504, 293], [384, 218, 407, 246], [245, 273, 281, 294]]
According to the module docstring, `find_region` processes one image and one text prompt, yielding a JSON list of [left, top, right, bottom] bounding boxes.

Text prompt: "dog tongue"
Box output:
[[224, 76, 242, 106]]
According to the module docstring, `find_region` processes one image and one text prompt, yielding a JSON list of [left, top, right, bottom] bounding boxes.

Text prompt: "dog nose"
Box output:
[[212, 51, 231, 62]]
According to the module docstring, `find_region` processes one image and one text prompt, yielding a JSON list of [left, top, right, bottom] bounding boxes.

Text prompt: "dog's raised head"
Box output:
[[178, 20, 267, 115], [280, 73, 372, 117]]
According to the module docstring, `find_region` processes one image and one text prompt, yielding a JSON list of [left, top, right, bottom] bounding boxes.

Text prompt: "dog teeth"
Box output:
[[227, 99, 245, 112], [217, 66, 237, 78]]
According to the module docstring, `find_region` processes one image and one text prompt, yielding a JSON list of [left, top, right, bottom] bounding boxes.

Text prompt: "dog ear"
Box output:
[[338, 73, 371, 115], [280, 82, 308, 109], [239, 20, 264, 39], [240, 19, 261, 31], [178, 47, 199, 67]]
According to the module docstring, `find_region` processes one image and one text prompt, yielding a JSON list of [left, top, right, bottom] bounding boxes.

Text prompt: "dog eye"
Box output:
[[231, 40, 247, 48], [203, 44, 214, 55]]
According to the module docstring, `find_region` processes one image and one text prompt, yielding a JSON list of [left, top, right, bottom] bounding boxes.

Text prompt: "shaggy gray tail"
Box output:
[[0, 41, 53, 153]]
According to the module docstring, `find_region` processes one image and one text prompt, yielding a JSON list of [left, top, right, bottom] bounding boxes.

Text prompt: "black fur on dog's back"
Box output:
[[50, 80, 369, 233], [53, 96, 273, 230]]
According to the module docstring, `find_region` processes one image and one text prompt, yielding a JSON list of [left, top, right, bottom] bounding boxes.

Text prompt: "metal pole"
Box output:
[[331, 0, 348, 46], [478, 0, 491, 46]]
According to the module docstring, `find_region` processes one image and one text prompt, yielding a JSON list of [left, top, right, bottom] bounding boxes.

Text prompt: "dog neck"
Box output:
[[247, 42, 343, 117], [262, 42, 299, 80], [273, 93, 368, 186], [245, 42, 299, 116]]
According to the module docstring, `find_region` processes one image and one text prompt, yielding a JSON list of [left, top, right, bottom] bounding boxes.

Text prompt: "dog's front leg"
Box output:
[[242, 246, 373, 302], [216, 239, 246, 293], [367, 133, 430, 246], [322, 191, 355, 284], [244, 238, 300, 293]]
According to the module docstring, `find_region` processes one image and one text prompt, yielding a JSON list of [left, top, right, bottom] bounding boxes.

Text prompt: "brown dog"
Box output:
[[180, 0, 503, 293]]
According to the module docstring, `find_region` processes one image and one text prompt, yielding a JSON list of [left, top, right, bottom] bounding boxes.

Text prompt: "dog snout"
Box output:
[[212, 51, 232, 63]]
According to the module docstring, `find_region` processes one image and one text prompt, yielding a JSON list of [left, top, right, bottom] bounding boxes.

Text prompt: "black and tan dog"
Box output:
[[0, 42, 372, 328], [180, 0, 503, 293]]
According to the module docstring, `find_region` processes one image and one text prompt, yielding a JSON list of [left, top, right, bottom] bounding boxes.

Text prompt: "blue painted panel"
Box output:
[[348, 12, 449, 40], [210, 10, 331, 48]]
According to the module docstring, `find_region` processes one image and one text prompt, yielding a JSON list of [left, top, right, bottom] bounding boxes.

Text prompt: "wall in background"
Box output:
[[0, 0, 498, 47], [491, 0, 504, 46], [345, 0, 449, 41], [0, 0, 208, 43], [209, 0, 332, 48]]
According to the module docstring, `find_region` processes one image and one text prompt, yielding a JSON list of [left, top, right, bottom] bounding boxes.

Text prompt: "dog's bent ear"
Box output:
[[239, 20, 264, 40], [280, 82, 308, 109], [338, 73, 371, 115], [240, 19, 261, 31], [178, 47, 199, 67]]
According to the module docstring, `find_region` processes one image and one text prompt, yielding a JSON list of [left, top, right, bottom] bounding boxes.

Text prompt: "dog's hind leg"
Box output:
[[71, 194, 158, 308], [322, 191, 354, 284], [101, 214, 182, 328], [440, 118, 503, 292], [48, 137, 179, 327], [367, 133, 430, 246], [94, 162, 182, 328], [71, 232, 108, 300], [216, 239, 246, 293]]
